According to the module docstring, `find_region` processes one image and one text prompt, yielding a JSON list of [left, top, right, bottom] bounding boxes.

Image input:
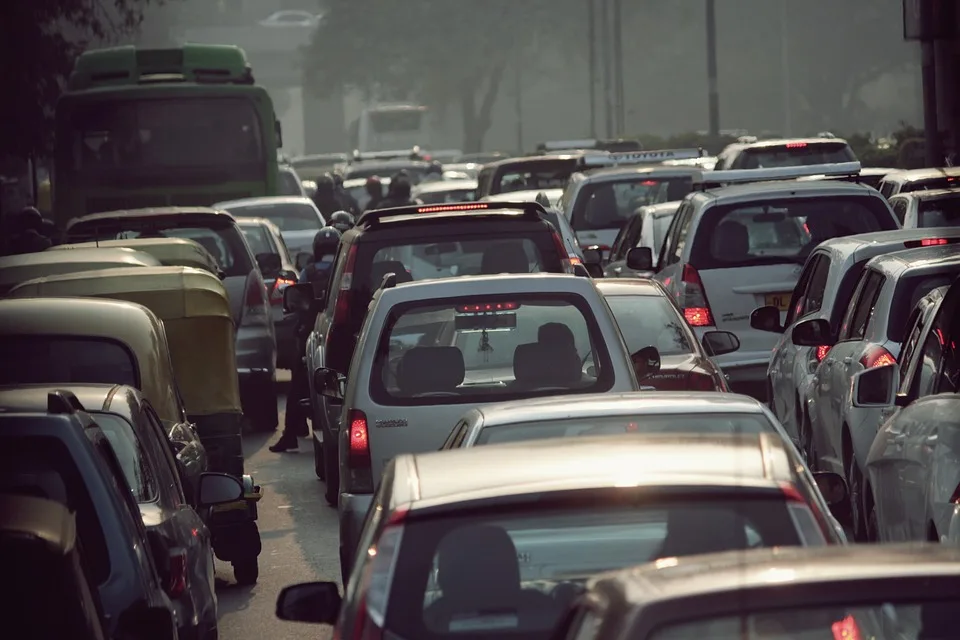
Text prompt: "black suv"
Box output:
[[285, 201, 573, 503]]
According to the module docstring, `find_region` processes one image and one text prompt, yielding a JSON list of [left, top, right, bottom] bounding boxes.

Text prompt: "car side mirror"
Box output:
[[851, 364, 898, 408], [750, 305, 784, 334], [314, 367, 344, 404], [283, 283, 315, 314], [702, 330, 740, 357], [585, 263, 605, 278], [295, 251, 313, 271], [791, 318, 834, 347], [256, 252, 283, 276], [572, 263, 591, 278], [197, 472, 244, 506], [582, 247, 602, 265], [276, 581, 342, 625], [813, 471, 848, 507], [626, 246, 653, 271], [630, 345, 661, 380]]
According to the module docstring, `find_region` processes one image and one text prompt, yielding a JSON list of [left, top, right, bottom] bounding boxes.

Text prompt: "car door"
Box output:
[[653, 202, 693, 295], [814, 269, 885, 469]]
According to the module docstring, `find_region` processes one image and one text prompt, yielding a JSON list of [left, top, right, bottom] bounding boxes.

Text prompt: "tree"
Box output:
[[307, 0, 580, 152], [0, 0, 165, 161]]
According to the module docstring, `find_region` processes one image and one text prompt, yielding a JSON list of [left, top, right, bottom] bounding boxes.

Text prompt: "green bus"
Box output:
[[53, 44, 282, 228]]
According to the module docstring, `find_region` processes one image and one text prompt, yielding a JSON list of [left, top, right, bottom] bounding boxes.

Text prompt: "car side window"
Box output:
[[667, 204, 693, 265], [879, 181, 896, 199], [785, 255, 819, 327], [897, 308, 926, 390], [890, 198, 908, 224], [802, 255, 831, 316], [441, 420, 468, 449], [935, 298, 960, 393], [839, 270, 884, 341], [143, 403, 186, 504], [914, 330, 943, 398]]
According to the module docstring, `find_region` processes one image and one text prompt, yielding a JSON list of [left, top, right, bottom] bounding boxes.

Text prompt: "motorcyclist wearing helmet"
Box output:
[[377, 177, 418, 208], [331, 172, 360, 215], [4, 206, 52, 255], [311, 173, 342, 217], [271, 226, 343, 453], [363, 176, 384, 212], [329, 211, 356, 234]]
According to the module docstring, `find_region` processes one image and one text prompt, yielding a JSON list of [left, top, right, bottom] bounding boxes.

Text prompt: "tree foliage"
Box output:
[[0, 0, 162, 161], [307, 0, 580, 151]]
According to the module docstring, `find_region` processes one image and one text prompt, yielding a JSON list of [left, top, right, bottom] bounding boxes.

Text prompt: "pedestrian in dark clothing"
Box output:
[[363, 176, 384, 212], [331, 172, 360, 215], [376, 178, 417, 209], [5, 207, 52, 255], [271, 226, 343, 453]]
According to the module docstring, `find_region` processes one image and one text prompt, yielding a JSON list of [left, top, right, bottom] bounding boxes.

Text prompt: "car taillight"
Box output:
[[270, 276, 297, 306], [831, 615, 863, 640], [860, 345, 896, 369], [904, 237, 959, 248], [333, 244, 358, 325], [550, 231, 574, 273], [349, 510, 406, 639], [165, 548, 188, 599], [241, 273, 270, 326], [781, 482, 833, 541], [417, 203, 488, 213], [457, 302, 519, 312], [815, 345, 831, 362], [785, 142, 808, 149], [345, 408, 373, 493], [680, 264, 715, 327]]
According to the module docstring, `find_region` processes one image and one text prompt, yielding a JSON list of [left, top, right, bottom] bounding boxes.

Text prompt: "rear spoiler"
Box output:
[[356, 201, 547, 227], [696, 161, 863, 190]]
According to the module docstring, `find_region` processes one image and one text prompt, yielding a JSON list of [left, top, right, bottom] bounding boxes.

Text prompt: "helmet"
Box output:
[[315, 173, 335, 196], [329, 211, 355, 233], [312, 226, 342, 261]]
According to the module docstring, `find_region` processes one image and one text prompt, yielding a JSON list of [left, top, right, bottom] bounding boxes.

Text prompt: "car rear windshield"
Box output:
[[0, 337, 138, 387], [603, 293, 693, 356], [370, 294, 614, 406], [692, 196, 894, 270], [415, 188, 477, 205], [221, 202, 323, 232], [737, 142, 856, 169], [649, 600, 957, 640], [888, 272, 958, 342], [491, 160, 576, 195], [91, 413, 157, 503], [385, 496, 806, 640], [572, 177, 694, 231], [474, 413, 775, 445], [278, 170, 303, 196], [902, 176, 960, 194], [918, 197, 960, 228], [238, 223, 274, 256], [346, 164, 429, 184]]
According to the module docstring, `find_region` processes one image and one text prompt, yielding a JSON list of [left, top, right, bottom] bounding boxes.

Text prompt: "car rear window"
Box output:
[[692, 196, 894, 270], [737, 142, 857, 169], [415, 188, 477, 205], [0, 336, 138, 387], [385, 496, 805, 640], [346, 164, 430, 184], [888, 273, 957, 342], [491, 160, 577, 195], [91, 413, 157, 503], [571, 177, 694, 231], [602, 293, 693, 355], [222, 202, 323, 232], [474, 413, 775, 445], [653, 212, 676, 252], [901, 176, 960, 194], [238, 224, 274, 256], [370, 294, 614, 406], [918, 197, 960, 228]]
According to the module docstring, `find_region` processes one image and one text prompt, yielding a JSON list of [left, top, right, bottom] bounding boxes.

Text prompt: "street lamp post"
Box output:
[[705, 0, 720, 137]]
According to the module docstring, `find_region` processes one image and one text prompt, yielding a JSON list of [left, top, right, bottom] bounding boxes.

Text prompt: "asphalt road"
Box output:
[[215, 374, 336, 640]]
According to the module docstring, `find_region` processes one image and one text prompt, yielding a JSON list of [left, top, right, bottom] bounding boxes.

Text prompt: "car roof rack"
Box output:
[[47, 390, 85, 415], [356, 201, 547, 228], [695, 161, 863, 190], [579, 148, 705, 168]]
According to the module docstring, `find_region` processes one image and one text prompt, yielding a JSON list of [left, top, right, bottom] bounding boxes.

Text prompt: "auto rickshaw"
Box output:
[[47, 237, 224, 277], [0, 247, 160, 296], [7, 266, 264, 583]]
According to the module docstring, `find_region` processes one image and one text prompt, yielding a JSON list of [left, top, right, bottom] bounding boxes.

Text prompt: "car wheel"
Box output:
[[247, 381, 279, 432], [799, 412, 816, 468], [232, 557, 259, 585], [324, 438, 339, 507], [847, 462, 867, 542], [313, 436, 325, 480]]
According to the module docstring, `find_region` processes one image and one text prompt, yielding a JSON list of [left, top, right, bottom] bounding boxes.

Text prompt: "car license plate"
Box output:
[[765, 293, 791, 312]]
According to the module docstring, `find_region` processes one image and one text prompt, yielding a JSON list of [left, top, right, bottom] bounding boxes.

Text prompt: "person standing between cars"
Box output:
[[4, 207, 52, 255], [332, 172, 360, 215], [377, 177, 418, 209], [363, 176, 384, 212], [311, 173, 343, 218], [271, 226, 343, 453]]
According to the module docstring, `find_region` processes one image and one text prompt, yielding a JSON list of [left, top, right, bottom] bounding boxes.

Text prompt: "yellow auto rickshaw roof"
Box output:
[[48, 238, 221, 275], [7, 265, 231, 320], [0, 247, 161, 290]]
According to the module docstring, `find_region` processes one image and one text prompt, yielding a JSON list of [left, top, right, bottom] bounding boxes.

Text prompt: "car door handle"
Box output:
[[843, 356, 853, 365]]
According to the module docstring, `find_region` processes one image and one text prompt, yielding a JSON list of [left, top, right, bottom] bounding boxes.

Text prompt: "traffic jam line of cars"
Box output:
[[6, 137, 960, 638]]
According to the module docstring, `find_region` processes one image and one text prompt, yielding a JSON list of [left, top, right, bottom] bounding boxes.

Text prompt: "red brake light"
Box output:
[[682, 263, 702, 286], [457, 302, 519, 312], [166, 549, 188, 599], [271, 276, 297, 305], [347, 409, 371, 468], [815, 345, 831, 362], [831, 615, 863, 640], [785, 142, 808, 149], [922, 238, 948, 246], [245, 275, 267, 307], [779, 482, 806, 504], [860, 345, 896, 369], [680, 264, 715, 327], [684, 308, 713, 326], [640, 180, 658, 186], [416, 203, 489, 214]]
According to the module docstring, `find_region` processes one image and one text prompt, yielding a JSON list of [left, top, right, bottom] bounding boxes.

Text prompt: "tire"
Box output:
[[799, 412, 815, 468], [247, 381, 279, 432], [847, 462, 867, 542], [324, 437, 339, 507], [232, 557, 259, 585], [313, 436, 325, 480]]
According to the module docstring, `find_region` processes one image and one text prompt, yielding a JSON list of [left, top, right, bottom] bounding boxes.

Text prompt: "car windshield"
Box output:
[[649, 600, 956, 640], [693, 196, 892, 269], [603, 294, 693, 356], [738, 142, 857, 169], [91, 413, 157, 503], [572, 178, 694, 231], [0, 337, 138, 387], [239, 224, 274, 256], [371, 294, 613, 405], [385, 498, 808, 640], [474, 413, 775, 445], [918, 197, 960, 228], [221, 202, 322, 232]]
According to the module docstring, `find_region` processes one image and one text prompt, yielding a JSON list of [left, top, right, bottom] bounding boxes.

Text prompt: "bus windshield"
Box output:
[[69, 97, 263, 176]]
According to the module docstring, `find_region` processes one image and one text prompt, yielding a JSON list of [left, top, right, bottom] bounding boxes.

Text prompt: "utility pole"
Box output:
[[612, 0, 625, 135], [515, 47, 524, 153], [600, 0, 614, 138], [705, 0, 720, 137], [588, 0, 597, 137], [781, 0, 791, 136]]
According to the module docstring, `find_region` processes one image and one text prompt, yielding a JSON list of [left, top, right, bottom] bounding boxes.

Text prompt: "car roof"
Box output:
[[0, 384, 135, 419], [895, 188, 960, 201], [483, 154, 586, 169], [404, 432, 791, 508], [698, 178, 879, 203], [816, 227, 960, 256], [885, 167, 960, 182], [472, 391, 766, 427], [578, 165, 703, 182], [595, 278, 665, 296], [599, 543, 960, 605], [345, 159, 431, 170], [412, 179, 478, 194], [70, 207, 229, 223], [376, 272, 598, 304], [865, 243, 960, 275], [214, 196, 315, 208]]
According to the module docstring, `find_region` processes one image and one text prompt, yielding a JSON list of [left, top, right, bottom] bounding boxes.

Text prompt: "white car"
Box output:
[[888, 188, 960, 229], [214, 196, 326, 259], [651, 162, 899, 401], [759, 229, 960, 449], [483, 189, 582, 264], [411, 178, 477, 204], [259, 10, 319, 27], [602, 200, 681, 277], [877, 166, 960, 199], [713, 137, 857, 171], [803, 245, 960, 540]]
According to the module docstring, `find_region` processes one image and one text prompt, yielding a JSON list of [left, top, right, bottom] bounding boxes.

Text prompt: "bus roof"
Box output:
[[67, 44, 255, 91]]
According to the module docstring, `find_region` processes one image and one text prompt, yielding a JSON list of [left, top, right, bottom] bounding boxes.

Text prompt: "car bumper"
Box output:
[[339, 492, 373, 573], [236, 323, 276, 379]]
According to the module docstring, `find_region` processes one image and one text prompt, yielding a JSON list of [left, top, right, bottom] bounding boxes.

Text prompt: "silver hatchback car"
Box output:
[[312, 272, 643, 572]]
